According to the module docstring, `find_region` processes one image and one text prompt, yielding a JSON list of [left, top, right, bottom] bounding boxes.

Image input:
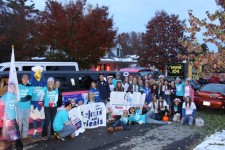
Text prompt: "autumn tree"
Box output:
[[115, 32, 142, 56], [39, 0, 116, 69], [138, 10, 187, 70], [182, 0, 225, 73], [0, 0, 41, 62]]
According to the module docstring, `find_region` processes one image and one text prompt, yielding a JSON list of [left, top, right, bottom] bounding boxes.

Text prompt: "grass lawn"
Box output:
[[194, 109, 225, 144]]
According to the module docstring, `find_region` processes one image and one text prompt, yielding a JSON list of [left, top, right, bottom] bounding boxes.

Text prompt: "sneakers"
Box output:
[[42, 136, 48, 141], [32, 129, 38, 138], [54, 132, 65, 141], [22, 138, 32, 143], [168, 121, 172, 124]]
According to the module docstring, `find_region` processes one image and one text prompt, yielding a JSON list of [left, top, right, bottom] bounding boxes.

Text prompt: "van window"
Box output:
[[44, 74, 70, 91], [22, 66, 37, 71], [78, 75, 98, 90], [46, 66, 76, 71], [0, 77, 8, 96], [3, 67, 19, 71]]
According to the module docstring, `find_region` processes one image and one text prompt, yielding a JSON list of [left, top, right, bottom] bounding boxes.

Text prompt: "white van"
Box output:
[[0, 61, 79, 71]]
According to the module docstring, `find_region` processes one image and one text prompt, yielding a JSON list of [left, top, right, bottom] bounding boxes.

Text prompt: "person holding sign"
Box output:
[[53, 101, 75, 141], [0, 82, 23, 149]]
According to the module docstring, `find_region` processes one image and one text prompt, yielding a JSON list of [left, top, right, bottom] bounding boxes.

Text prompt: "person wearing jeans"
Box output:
[[17, 74, 33, 142], [53, 101, 75, 141], [128, 107, 169, 125], [181, 96, 196, 126], [107, 110, 130, 133]]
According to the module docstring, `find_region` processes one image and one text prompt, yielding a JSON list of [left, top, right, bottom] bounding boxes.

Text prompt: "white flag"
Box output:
[[7, 46, 20, 101]]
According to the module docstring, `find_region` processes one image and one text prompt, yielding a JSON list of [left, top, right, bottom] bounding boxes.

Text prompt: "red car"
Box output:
[[194, 84, 225, 111]]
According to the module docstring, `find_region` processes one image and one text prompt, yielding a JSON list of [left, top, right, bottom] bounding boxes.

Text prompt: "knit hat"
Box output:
[[47, 77, 54, 83], [175, 77, 181, 81]]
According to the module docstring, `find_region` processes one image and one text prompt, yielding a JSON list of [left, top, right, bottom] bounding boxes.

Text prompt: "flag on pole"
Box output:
[[7, 45, 20, 101], [1, 46, 21, 141]]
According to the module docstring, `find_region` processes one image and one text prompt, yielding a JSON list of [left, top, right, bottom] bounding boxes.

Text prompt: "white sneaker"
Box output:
[[168, 121, 172, 124]]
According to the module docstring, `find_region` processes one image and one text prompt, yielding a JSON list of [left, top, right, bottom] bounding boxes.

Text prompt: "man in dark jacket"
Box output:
[[97, 73, 110, 105]]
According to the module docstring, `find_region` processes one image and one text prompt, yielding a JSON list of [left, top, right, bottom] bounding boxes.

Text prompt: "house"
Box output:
[[90, 44, 138, 71]]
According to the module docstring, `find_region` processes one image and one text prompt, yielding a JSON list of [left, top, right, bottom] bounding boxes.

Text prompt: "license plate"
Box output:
[[203, 101, 210, 106]]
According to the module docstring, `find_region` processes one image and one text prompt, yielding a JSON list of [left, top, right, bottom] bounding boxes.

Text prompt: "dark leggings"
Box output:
[[42, 107, 57, 137]]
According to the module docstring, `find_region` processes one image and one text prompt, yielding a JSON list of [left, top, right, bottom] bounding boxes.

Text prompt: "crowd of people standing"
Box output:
[[0, 71, 197, 149]]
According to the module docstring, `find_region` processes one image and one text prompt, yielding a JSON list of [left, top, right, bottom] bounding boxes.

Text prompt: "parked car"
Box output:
[[189, 80, 202, 91], [194, 84, 225, 111]]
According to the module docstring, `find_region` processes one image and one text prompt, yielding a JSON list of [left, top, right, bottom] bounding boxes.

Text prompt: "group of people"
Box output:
[[0, 73, 76, 149], [0, 71, 198, 149], [79, 72, 197, 133]]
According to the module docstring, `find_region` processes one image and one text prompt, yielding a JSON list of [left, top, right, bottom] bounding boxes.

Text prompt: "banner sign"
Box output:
[[63, 92, 88, 105], [110, 91, 146, 115], [69, 106, 85, 136], [167, 63, 185, 79], [80, 102, 106, 129]]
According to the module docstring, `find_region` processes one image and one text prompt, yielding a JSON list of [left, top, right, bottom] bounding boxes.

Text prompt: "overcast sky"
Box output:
[[32, 0, 219, 51]]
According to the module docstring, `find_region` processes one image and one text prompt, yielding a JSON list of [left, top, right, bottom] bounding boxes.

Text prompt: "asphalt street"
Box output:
[[23, 122, 200, 150]]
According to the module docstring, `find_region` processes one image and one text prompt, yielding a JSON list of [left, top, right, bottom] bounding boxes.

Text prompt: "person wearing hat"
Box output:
[[175, 77, 185, 103], [97, 73, 110, 105], [53, 101, 75, 141], [171, 98, 182, 122], [112, 72, 122, 87], [41, 77, 59, 140], [158, 75, 164, 83]]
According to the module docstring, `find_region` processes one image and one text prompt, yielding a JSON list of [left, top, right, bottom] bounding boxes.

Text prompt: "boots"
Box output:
[[107, 127, 114, 133], [114, 126, 123, 131]]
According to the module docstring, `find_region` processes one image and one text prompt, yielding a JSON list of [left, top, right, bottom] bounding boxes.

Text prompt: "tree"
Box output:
[[39, 0, 116, 69], [182, 0, 225, 73], [0, 0, 41, 62], [138, 10, 187, 69], [115, 32, 142, 56]]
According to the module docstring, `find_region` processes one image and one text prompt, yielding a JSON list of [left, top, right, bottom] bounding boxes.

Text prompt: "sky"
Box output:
[[32, 0, 219, 51]]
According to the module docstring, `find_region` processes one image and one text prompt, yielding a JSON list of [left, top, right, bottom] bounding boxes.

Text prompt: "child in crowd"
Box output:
[[89, 81, 101, 102], [107, 110, 130, 133], [107, 76, 115, 92], [170, 81, 177, 109], [175, 77, 185, 102], [148, 94, 159, 119], [172, 98, 182, 122], [181, 96, 196, 126], [128, 107, 170, 125], [114, 81, 124, 92], [158, 96, 169, 120], [138, 79, 144, 91], [87, 92, 96, 104], [141, 81, 152, 105], [162, 79, 171, 109], [184, 79, 194, 100], [123, 76, 130, 92], [157, 81, 163, 99], [151, 84, 158, 97]]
